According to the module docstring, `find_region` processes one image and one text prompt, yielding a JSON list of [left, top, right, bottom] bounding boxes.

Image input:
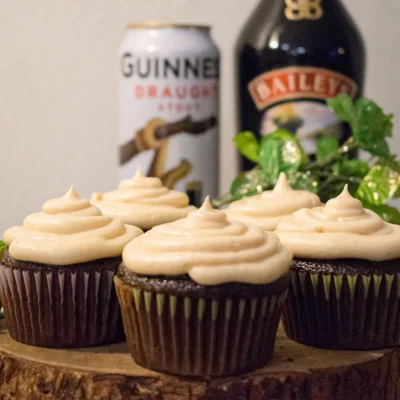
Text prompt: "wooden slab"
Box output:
[[0, 321, 399, 399]]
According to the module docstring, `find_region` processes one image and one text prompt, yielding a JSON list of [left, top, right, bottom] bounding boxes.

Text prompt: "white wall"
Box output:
[[0, 0, 399, 232]]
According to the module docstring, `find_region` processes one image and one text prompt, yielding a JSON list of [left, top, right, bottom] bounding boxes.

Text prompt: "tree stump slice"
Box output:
[[0, 322, 399, 400]]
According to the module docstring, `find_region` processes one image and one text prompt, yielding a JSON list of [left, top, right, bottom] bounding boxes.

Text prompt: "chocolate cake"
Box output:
[[0, 187, 142, 348], [115, 198, 293, 376], [283, 258, 400, 350], [117, 264, 290, 298], [1, 250, 123, 348], [292, 257, 400, 275], [276, 186, 400, 350]]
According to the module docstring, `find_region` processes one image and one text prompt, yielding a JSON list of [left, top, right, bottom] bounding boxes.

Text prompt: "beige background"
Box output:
[[0, 0, 399, 231]]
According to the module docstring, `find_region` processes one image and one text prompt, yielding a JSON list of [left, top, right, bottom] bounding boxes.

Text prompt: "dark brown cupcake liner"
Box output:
[[282, 270, 400, 350], [115, 276, 287, 376], [0, 264, 124, 348]]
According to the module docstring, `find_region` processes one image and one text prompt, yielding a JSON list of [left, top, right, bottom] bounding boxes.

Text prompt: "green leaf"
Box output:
[[361, 139, 390, 157], [327, 94, 355, 123], [259, 129, 305, 182], [352, 98, 393, 156], [332, 159, 370, 178], [287, 171, 319, 194], [316, 134, 339, 162], [329, 159, 369, 197], [356, 157, 400, 206], [230, 167, 271, 197], [318, 179, 349, 203], [212, 192, 244, 209], [212, 167, 272, 208], [328, 95, 393, 157], [0, 241, 5, 257], [362, 203, 400, 225], [233, 131, 260, 163]]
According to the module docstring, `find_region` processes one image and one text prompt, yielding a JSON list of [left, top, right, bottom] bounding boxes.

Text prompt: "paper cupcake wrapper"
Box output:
[[0, 265, 124, 348], [115, 277, 287, 377], [282, 270, 400, 350]]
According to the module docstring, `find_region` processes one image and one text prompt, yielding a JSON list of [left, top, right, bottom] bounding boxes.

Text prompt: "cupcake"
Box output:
[[275, 185, 400, 350], [226, 173, 321, 231], [115, 197, 292, 376], [91, 168, 195, 231], [0, 187, 142, 348]]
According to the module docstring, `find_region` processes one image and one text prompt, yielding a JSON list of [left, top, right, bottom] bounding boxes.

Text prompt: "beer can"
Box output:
[[119, 22, 220, 205]]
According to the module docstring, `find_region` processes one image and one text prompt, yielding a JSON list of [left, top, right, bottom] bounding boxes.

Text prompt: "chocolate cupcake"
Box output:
[[0, 187, 142, 348], [275, 185, 400, 350], [115, 197, 292, 376], [226, 173, 321, 231], [91, 167, 195, 231]]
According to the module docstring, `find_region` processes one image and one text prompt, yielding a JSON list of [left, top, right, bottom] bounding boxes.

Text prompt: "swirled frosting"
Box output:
[[3, 187, 142, 265], [91, 168, 195, 230], [123, 197, 292, 285], [275, 185, 400, 261], [226, 173, 321, 231]]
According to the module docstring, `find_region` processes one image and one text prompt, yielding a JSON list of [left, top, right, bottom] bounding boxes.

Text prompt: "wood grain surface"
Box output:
[[0, 322, 398, 399]]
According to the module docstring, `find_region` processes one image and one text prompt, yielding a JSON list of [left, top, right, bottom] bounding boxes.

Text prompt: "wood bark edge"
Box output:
[[0, 347, 399, 399]]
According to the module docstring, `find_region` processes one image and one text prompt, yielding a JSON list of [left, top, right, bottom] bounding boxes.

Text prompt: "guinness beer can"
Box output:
[[119, 22, 220, 205]]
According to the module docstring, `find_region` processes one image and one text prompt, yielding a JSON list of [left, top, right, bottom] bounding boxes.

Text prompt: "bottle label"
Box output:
[[284, 0, 323, 20], [248, 67, 358, 153], [248, 67, 358, 111], [261, 101, 344, 153]]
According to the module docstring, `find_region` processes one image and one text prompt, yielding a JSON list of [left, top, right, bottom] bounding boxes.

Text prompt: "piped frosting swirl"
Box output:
[[3, 187, 142, 265], [123, 197, 292, 286], [91, 168, 195, 230], [275, 185, 400, 261], [226, 173, 321, 231]]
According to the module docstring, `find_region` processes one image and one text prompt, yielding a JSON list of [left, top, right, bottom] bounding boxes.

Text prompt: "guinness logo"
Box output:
[[285, 0, 323, 20]]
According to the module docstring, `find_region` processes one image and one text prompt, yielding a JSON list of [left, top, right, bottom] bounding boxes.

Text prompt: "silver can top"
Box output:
[[127, 21, 211, 33]]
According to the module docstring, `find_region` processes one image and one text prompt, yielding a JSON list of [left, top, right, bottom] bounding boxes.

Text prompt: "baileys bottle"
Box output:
[[236, 0, 366, 170]]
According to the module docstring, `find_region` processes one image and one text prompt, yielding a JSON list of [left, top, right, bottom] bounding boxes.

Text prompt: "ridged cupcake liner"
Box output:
[[115, 276, 287, 376], [282, 270, 400, 350], [0, 265, 124, 348]]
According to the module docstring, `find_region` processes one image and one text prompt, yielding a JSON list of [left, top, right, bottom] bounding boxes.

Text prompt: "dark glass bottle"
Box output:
[[236, 0, 366, 171]]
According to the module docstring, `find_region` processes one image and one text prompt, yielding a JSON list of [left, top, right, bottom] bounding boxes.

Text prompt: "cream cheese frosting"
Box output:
[[91, 168, 195, 230], [275, 185, 400, 261], [123, 197, 292, 286], [226, 173, 321, 231], [3, 187, 142, 265]]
